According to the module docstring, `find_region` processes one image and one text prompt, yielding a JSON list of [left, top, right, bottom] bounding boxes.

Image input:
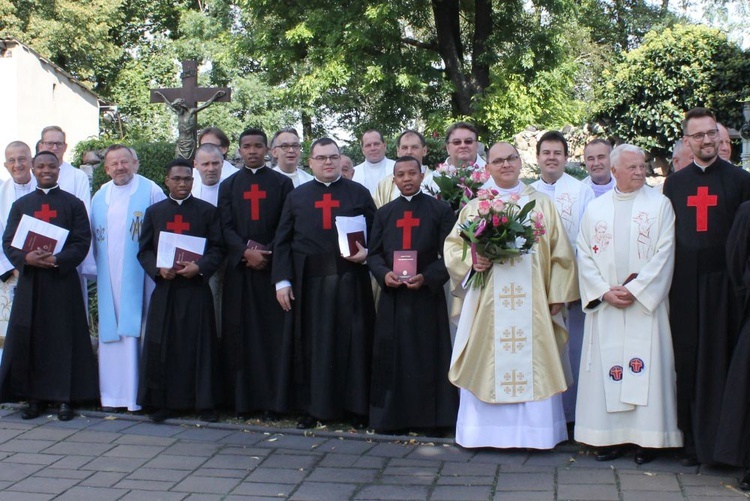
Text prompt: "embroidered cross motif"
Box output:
[[243, 184, 267, 221], [609, 365, 623, 381], [687, 186, 718, 232], [499, 282, 526, 310], [395, 211, 420, 250], [314, 193, 340, 230], [166, 214, 190, 234], [501, 370, 528, 397], [500, 327, 527, 353]]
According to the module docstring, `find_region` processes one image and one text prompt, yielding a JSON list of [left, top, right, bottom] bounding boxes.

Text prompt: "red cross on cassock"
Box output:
[[592, 245, 599, 254], [166, 214, 190, 234], [34, 204, 57, 222], [243, 184, 267, 221], [396, 211, 420, 250], [315, 193, 340, 230], [687, 186, 718, 232]]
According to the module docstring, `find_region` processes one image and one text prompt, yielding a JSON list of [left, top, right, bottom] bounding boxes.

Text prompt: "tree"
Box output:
[[595, 24, 750, 156]]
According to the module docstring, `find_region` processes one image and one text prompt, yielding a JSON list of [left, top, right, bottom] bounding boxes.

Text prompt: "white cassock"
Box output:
[[221, 160, 239, 181], [531, 172, 595, 423], [582, 175, 616, 198], [352, 157, 395, 195], [272, 166, 314, 188], [0, 178, 37, 347], [191, 180, 224, 334], [575, 186, 682, 448], [191, 180, 221, 207], [97, 177, 165, 410]]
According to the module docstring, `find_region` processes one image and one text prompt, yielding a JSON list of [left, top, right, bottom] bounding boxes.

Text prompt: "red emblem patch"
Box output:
[[629, 357, 645, 374], [609, 365, 623, 381]]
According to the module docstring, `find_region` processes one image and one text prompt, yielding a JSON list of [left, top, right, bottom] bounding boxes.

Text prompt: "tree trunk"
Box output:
[[431, 0, 474, 117]]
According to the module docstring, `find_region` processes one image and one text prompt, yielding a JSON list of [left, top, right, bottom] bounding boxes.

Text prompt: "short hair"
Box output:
[[672, 138, 688, 156], [195, 143, 224, 158], [128, 147, 139, 161], [682, 107, 716, 135], [445, 122, 478, 143], [487, 142, 520, 161], [610, 144, 644, 169], [166, 158, 194, 173], [5, 141, 31, 154], [33, 151, 59, 164], [310, 137, 339, 155], [340, 154, 353, 166], [40, 125, 66, 142], [393, 156, 421, 173], [103, 144, 133, 163], [584, 138, 612, 154], [397, 130, 426, 147], [238, 128, 268, 146], [536, 131, 568, 157], [361, 129, 385, 144], [271, 128, 300, 148], [198, 127, 230, 149]]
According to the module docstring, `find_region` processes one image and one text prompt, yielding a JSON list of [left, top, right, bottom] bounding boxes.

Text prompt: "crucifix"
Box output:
[[150, 60, 231, 160]]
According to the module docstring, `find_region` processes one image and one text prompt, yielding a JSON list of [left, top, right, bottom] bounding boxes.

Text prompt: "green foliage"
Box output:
[[595, 24, 750, 156], [72, 139, 174, 193]]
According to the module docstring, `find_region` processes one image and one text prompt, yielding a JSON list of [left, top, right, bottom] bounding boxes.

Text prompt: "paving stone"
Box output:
[[0, 439, 56, 453], [381, 465, 439, 477], [174, 428, 235, 442], [407, 444, 473, 462], [104, 444, 167, 459], [164, 441, 221, 456], [53, 486, 128, 501], [255, 434, 327, 451], [113, 478, 177, 491], [0, 429, 27, 443], [43, 441, 114, 456], [127, 468, 190, 482], [498, 464, 556, 473], [558, 467, 616, 484], [619, 471, 681, 491], [81, 456, 148, 473], [48, 455, 96, 469], [222, 446, 270, 456], [0, 493, 54, 501], [118, 491, 187, 501], [231, 482, 294, 497], [440, 462, 498, 476], [524, 451, 578, 466], [7, 476, 80, 495], [366, 443, 414, 458], [80, 471, 127, 487], [388, 458, 442, 468], [305, 467, 379, 483], [289, 481, 358, 500], [86, 419, 138, 432], [679, 473, 739, 486], [493, 492, 554, 501], [682, 485, 746, 497], [144, 454, 208, 470], [121, 422, 184, 437], [172, 475, 242, 494], [0, 463, 45, 481], [202, 454, 263, 470], [219, 432, 265, 446], [470, 450, 528, 464], [192, 468, 249, 478], [244, 467, 308, 484], [496, 473, 554, 491], [378, 474, 435, 485], [34, 468, 92, 480], [354, 484, 429, 500], [430, 485, 493, 500], [557, 483, 621, 500], [2, 453, 63, 466], [66, 430, 121, 443], [352, 456, 387, 469], [18, 428, 77, 441], [622, 492, 687, 501], [436, 474, 495, 486], [316, 438, 375, 455], [114, 433, 177, 446], [184, 496, 225, 501]]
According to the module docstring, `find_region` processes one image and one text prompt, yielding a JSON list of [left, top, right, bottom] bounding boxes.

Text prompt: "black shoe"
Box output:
[[350, 415, 367, 430], [149, 409, 172, 423], [596, 446, 625, 462], [261, 410, 278, 423], [740, 471, 750, 491], [21, 401, 43, 420], [58, 403, 74, 422], [634, 448, 657, 465], [679, 454, 699, 467], [296, 415, 317, 429], [200, 410, 218, 423]]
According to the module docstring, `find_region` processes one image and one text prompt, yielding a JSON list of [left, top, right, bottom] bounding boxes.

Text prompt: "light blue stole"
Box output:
[[92, 176, 153, 343]]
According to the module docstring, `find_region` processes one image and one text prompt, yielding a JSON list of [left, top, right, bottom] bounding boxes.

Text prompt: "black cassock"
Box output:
[[137, 195, 224, 411], [366, 193, 458, 431], [272, 177, 376, 420], [219, 167, 294, 413], [715, 200, 750, 467], [663, 158, 750, 463], [0, 187, 97, 403]]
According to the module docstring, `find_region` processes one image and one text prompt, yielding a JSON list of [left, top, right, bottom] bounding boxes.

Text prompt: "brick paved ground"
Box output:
[[0, 407, 746, 500]]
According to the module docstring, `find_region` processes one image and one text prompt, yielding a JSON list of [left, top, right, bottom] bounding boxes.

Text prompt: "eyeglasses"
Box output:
[[41, 141, 65, 149], [448, 138, 476, 146], [311, 154, 341, 163], [685, 129, 718, 141], [490, 154, 520, 166], [276, 143, 301, 151]]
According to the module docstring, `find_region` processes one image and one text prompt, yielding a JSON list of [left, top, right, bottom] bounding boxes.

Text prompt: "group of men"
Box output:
[[0, 110, 749, 487]]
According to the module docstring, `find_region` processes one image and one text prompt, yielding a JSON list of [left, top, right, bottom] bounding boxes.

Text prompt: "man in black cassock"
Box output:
[[663, 107, 750, 466], [367, 156, 458, 434], [137, 159, 224, 422], [0, 151, 97, 421], [219, 128, 294, 418], [273, 137, 376, 429]]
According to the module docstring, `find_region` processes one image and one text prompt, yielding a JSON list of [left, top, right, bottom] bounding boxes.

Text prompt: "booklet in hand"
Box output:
[[393, 250, 417, 282], [173, 247, 203, 270], [335, 215, 367, 257], [11, 214, 69, 255], [23, 231, 57, 253], [246, 239, 269, 251], [157, 231, 206, 269]]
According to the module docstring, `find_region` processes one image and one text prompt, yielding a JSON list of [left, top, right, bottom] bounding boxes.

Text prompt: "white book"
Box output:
[[11, 214, 69, 255], [156, 231, 206, 269]]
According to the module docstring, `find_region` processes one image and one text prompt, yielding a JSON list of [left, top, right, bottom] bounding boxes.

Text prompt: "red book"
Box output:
[[246, 239, 268, 251], [393, 250, 418, 282], [22, 231, 57, 253], [173, 247, 203, 270], [346, 231, 366, 257]]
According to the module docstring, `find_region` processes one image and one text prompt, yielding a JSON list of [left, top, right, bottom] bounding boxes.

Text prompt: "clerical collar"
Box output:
[[37, 185, 59, 194], [315, 175, 341, 187], [592, 175, 613, 186], [401, 192, 420, 202], [365, 158, 387, 168], [613, 186, 639, 200], [170, 194, 191, 205], [539, 175, 562, 186], [202, 182, 220, 190], [693, 157, 716, 171], [497, 182, 524, 195], [244, 165, 265, 174]]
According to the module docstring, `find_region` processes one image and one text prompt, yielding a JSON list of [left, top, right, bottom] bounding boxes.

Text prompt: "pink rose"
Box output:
[[492, 214, 501, 227], [491, 198, 505, 212], [478, 200, 491, 216]]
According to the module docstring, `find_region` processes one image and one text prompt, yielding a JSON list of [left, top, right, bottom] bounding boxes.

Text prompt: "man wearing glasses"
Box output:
[[663, 107, 750, 467], [271, 128, 313, 188], [443, 122, 486, 169], [273, 138, 376, 430]]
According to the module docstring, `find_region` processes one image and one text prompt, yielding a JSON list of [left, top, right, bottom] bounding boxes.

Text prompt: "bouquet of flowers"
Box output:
[[428, 162, 490, 211], [459, 188, 546, 289]]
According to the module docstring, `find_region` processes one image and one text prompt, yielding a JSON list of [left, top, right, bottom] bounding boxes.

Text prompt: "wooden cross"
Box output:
[[501, 370, 528, 397], [499, 282, 526, 310], [500, 327, 527, 353]]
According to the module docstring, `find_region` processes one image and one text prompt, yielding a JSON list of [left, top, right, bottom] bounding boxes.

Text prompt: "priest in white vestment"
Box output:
[[575, 144, 682, 464], [442, 122, 486, 170], [92, 145, 166, 411], [352, 130, 395, 195], [0, 142, 37, 345], [582, 139, 616, 198], [270, 129, 313, 188], [445, 142, 579, 449]]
